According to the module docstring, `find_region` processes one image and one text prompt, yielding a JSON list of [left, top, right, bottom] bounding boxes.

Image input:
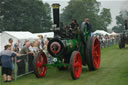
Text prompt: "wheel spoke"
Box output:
[[94, 44, 98, 50], [41, 66, 43, 72], [95, 51, 98, 56], [93, 49, 98, 67], [40, 62, 43, 66], [37, 62, 40, 67], [40, 72, 44, 76], [39, 56, 41, 62], [94, 59, 98, 66], [96, 54, 99, 57], [93, 51, 96, 55], [93, 48, 99, 57], [74, 62, 81, 67], [42, 67, 45, 72]]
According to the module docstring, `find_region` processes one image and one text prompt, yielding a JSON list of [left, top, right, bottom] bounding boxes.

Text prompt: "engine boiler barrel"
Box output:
[[64, 39, 78, 53], [48, 38, 79, 57]]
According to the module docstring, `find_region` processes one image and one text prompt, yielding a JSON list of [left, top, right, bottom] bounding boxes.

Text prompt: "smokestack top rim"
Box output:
[[52, 3, 60, 9]]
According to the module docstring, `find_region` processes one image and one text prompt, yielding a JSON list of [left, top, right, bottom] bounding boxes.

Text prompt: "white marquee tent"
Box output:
[[93, 30, 111, 36], [0, 31, 38, 51], [111, 32, 119, 36]]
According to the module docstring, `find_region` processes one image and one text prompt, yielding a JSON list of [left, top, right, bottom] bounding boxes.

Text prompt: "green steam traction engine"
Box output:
[[33, 4, 101, 80]]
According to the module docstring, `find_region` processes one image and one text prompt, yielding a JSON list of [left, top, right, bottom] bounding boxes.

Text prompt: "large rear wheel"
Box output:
[[70, 51, 82, 80], [86, 37, 101, 70], [33, 52, 48, 78]]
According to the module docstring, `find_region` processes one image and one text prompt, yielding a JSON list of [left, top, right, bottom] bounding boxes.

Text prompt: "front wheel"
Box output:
[[33, 52, 48, 78], [70, 51, 82, 80]]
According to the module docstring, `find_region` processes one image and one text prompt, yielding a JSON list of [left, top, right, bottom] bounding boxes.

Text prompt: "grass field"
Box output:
[[1, 45, 128, 85]]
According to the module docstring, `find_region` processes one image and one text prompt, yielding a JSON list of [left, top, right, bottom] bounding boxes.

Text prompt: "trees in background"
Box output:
[[99, 8, 112, 31], [0, 0, 112, 33], [61, 0, 112, 31], [0, 0, 52, 33], [112, 10, 128, 33]]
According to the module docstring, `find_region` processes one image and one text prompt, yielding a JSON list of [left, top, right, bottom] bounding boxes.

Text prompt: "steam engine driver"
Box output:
[[69, 19, 80, 38]]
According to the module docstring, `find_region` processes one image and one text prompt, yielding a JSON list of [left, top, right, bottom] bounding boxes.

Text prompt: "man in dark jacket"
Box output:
[[81, 18, 92, 35]]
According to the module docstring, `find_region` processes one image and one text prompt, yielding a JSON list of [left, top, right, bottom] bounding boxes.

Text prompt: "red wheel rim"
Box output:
[[36, 52, 47, 77], [73, 52, 82, 78], [92, 38, 101, 69], [50, 42, 61, 55]]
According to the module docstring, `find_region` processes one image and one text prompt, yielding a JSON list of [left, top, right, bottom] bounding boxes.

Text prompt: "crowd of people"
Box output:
[[94, 34, 120, 48], [0, 35, 49, 82]]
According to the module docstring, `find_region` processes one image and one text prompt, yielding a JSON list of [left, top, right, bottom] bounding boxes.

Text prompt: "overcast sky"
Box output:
[[43, 0, 128, 29]]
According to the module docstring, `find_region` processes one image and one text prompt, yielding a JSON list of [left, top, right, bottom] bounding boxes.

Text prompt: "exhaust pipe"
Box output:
[[52, 3, 60, 28]]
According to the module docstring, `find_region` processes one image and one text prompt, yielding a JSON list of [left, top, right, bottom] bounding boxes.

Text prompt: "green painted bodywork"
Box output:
[[60, 24, 91, 65], [66, 39, 78, 52]]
